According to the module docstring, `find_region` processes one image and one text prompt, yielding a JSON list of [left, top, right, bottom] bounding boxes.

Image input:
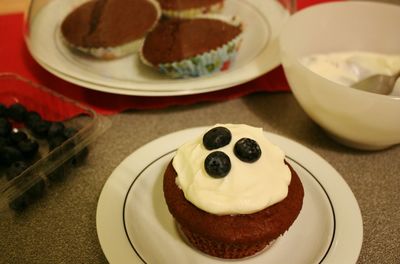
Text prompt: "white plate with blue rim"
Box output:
[[26, 0, 291, 96], [96, 126, 363, 263]]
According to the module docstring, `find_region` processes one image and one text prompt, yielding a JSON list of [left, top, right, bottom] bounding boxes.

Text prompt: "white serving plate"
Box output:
[[96, 127, 363, 263], [26, 0, 290, 96]]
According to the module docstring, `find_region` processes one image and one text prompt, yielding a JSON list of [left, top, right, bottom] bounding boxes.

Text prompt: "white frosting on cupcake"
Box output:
[[172, 124, 291, 215]]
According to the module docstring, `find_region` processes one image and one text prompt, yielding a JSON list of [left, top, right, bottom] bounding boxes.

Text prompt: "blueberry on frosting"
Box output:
[[204, 151, 231, 178], [234, 138, 261, 163], [202, 126, 232, 150]]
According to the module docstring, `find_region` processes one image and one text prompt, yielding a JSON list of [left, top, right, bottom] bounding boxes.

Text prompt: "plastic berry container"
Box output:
[[0, 73, 111, 213]]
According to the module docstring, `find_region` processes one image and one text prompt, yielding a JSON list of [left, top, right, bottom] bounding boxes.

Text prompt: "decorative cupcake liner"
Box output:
[[141, 32, 242, 78], [162, 2, 224, 19], [162, 35, 242, 78]]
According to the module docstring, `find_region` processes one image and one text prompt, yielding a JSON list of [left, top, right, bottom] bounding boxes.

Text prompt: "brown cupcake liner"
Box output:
[[179, 224, 273, 259]]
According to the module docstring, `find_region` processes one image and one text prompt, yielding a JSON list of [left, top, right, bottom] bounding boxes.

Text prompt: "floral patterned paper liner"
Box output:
[[162, 35, 242, 78], [140, 15, 243, 78], [162, 2, 224, 19], [60, 0, 161, 60]]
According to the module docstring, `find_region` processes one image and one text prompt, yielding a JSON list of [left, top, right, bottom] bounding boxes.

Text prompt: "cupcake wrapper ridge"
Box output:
[[179, 223, 272, 259], [155, 34, 242, 78]]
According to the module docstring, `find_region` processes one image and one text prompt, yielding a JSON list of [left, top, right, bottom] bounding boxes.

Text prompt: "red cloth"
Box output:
[[0, 73, 87, 121], [0, 0, 335, 115]]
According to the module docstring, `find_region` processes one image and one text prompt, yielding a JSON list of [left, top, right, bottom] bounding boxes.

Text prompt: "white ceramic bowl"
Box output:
[[279, 1, 400, 150]]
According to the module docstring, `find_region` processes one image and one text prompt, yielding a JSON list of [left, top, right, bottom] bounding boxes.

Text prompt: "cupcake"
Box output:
[[157, 0, 224, 18], [163, 124, 304, 259], [140, 15, 242, 78], [61, 0, 161, 59]]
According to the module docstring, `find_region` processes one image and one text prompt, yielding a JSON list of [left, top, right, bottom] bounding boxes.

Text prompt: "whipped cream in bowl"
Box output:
[[172, 124, 291, 215], [279, 1, 400, 150], [300, 51, 400, 96]]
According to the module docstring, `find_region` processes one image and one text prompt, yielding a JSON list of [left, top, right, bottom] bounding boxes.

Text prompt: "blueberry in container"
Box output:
[[0, 73, 111, 213]]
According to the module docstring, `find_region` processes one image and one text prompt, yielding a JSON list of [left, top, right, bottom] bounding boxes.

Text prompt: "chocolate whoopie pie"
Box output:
[[61, 0, 161, 59], [163, 160, 304, 259], [157, 0, 224, 18], [140, 16, 242, 78]]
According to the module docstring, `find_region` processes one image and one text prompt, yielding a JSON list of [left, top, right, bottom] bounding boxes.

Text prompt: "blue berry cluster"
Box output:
[[0, 103, 87, 211], [202, 126, 262, 178]]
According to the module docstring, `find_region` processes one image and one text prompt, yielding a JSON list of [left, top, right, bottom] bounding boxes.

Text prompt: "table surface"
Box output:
[[1, 1, 400, 264]]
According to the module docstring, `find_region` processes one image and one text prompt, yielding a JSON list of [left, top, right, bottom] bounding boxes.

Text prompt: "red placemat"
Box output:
[[0, 0, 335, 115]]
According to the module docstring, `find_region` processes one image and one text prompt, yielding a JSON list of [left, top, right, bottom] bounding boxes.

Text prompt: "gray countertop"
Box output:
[[1, 92, 399, 264]]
